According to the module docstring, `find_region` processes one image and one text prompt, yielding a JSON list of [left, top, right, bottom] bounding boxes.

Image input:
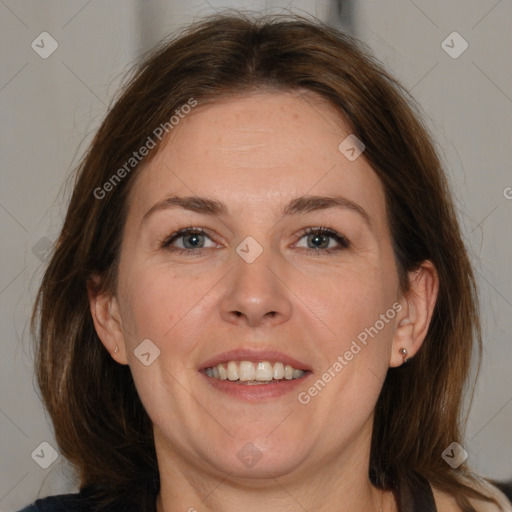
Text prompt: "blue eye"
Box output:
[[295, 227, 350, 253], [160, 226, 350, 256], [161, 227, 216, 254]]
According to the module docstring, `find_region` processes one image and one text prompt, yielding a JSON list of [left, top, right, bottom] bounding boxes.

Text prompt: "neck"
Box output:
[[154, 428, 392, 512]]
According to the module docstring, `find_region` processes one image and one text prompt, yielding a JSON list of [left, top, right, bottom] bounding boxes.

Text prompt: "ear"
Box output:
[[87, 274, 128, 365], [390, 260, 439, 367]]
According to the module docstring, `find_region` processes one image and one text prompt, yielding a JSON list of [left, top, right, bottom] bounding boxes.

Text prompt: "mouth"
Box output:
[[199, 349, 312, 400]]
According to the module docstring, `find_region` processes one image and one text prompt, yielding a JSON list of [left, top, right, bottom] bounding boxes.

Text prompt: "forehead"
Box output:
[[127, 90, 386, 224]]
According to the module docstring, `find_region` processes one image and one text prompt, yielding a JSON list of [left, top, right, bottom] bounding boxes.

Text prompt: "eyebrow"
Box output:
[[141, 194, 372, 228]]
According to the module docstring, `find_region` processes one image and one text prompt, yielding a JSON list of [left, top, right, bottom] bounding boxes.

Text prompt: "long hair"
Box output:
[[32, 13, 495, 511]]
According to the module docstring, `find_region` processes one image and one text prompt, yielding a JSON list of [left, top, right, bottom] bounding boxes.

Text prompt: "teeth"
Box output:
[[218, 364, 227, 380], [239, 361, 256, 381], [227, 361, 239, 381], [273, 362, 284, 379], [256, 362, 273, 381], [205, 360, 306, 383]]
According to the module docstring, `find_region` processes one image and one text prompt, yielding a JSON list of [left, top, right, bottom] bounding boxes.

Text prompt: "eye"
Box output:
[[160, 226, 349, 256], [161, 227, 218, 254], [295, 227, 350, 253]]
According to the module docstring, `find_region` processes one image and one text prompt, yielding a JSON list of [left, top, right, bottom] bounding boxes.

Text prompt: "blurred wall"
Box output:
[[1, 1, 510, 510]]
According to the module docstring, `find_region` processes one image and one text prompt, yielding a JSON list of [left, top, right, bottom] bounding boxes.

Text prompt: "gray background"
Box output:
[[1, 1, 511, 510]]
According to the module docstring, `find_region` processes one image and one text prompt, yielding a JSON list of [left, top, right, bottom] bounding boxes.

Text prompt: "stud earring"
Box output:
[[399, 347, 408, 364], [113, 346, 119, 354]]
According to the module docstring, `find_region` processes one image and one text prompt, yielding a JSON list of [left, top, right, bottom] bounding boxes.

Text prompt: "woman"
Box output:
[[22, 13, 512, 512]]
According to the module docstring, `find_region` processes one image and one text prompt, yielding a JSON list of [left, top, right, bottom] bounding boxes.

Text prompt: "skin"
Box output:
[[89, 90, 439, 512]]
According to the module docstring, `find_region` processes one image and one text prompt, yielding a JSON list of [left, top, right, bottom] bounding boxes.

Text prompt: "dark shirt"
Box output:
[[17, 476, 439, 512], [17, 490, 133, 512], [18, 492, 95, 512]]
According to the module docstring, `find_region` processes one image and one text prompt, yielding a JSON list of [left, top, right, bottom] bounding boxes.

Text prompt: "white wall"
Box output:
[[1, 1, 510, 510]]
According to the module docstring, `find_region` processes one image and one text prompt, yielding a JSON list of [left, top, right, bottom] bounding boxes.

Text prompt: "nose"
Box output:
[[219, 247, 293, 328]]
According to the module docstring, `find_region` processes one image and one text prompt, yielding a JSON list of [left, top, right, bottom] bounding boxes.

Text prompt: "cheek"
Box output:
[[298, 259, 395, 338], [117, 263, 222, 366], [296, 264, 399, 403], [116, 266, 191, 350], [297, 269, 398, 426], [115, 268, 206, 417]]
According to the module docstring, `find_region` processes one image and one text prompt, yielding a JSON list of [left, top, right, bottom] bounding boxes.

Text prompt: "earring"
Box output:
[[399, 347, 408, 364], [113, 346, 119, 354]]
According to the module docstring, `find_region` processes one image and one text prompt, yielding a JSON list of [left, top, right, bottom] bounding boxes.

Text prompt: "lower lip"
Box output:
[[200, 371, 312, 401]]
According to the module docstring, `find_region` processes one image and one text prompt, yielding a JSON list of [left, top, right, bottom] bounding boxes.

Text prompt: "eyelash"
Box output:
[[160, 226, 350, 256], [297, 226, 350, 255]]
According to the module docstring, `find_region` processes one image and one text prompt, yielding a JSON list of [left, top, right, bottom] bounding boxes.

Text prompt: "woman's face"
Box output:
[[105, 91, 408, 480]]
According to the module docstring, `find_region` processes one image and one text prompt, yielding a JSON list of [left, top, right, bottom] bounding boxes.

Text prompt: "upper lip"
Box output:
[[199, 348, 312, 372]]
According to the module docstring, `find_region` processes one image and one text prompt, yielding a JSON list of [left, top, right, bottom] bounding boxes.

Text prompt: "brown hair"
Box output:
[[32, 12, 497, 511]]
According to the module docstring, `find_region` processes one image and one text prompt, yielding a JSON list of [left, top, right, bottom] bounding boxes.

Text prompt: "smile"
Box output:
[[204, 360, 306, 384]]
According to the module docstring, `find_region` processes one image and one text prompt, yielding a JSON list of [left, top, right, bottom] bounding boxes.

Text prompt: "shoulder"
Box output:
[[432, 477, 512, 512]]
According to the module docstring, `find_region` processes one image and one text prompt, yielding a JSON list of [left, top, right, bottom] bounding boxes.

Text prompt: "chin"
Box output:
[[203, 434, 309, 481]]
